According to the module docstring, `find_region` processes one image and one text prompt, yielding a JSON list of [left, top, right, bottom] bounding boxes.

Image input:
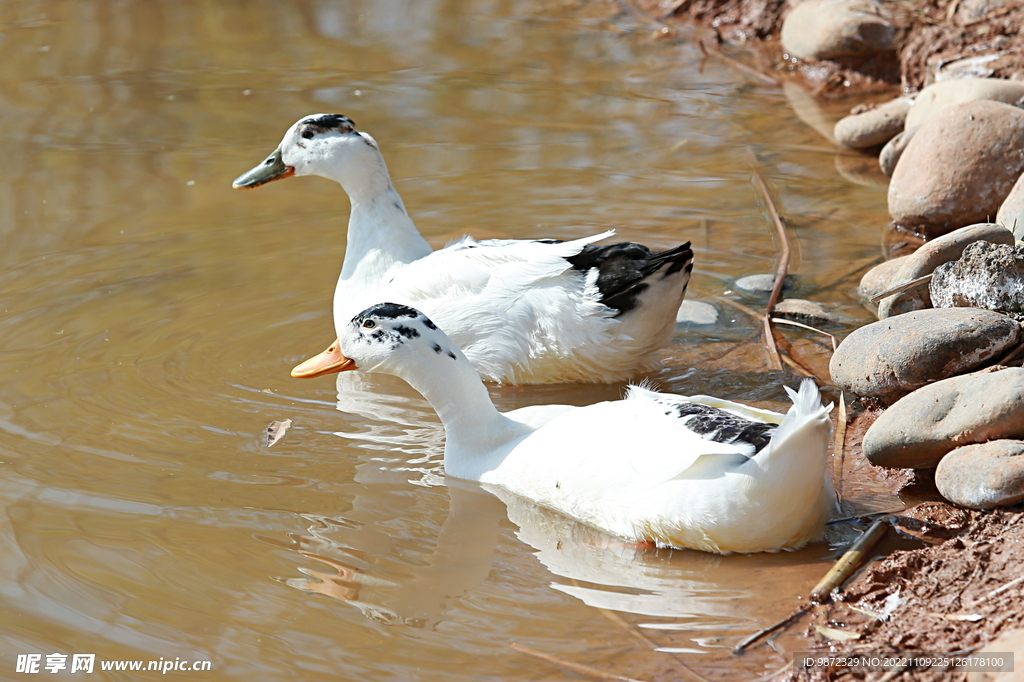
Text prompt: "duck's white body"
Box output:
[[334, 303, 836, 554], [234, 114, 694, 384]]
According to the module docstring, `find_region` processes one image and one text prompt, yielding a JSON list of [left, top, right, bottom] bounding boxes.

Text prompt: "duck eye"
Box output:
[[362, 319, 376, 329], [301, 129, 315, 140]]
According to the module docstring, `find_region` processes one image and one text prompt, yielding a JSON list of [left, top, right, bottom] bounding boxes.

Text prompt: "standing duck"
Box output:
[[318, 302, 836, 554], [233, 114, 694, 384]]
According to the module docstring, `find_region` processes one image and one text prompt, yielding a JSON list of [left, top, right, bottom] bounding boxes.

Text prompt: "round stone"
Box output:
[[734, 274, 795, 294], [834, 97, 911, 149], [888, 100, 1024, 236], [781, 0, 895, 61], [904, 77, 1024, 130], [863, 367, 1024, 468], [675, 300, 719, 326], [936, 440, 1024, 509], [829, 308, 1022, 404]]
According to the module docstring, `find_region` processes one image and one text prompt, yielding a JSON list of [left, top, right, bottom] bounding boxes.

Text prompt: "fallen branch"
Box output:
[[509, 643, 647, 682], [736, 519, 889, 655], [733, 604, 811, 655], [810, 518, 889, 603], [747, 149, 791, 372]]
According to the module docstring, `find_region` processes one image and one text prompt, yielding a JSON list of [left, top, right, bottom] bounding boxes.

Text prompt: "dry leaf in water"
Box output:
[[263, 419, 292, 447], [814, 625, 861, 641]]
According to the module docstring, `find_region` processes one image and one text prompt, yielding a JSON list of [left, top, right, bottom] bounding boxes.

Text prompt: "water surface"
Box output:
[[0, 1, 896, 679]]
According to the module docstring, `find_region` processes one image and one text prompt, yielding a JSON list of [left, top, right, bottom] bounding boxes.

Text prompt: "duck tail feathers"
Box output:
[[773, 379, 831, 446]]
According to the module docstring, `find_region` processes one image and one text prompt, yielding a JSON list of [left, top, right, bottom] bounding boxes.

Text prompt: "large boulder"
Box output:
[[876, 223, 1016, 318], [904, 77, 1024, 129], [829, 308, 1021, 403], [935, 440, 1024, 509], [863, 367, 1024, 468], [781, 0, 895, 61], [888, 100, 1024, 236]]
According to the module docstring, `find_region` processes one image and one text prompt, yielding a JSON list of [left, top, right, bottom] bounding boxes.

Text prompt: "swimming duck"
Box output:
[[233, 113, 694, 385], [317, 302, 836, 554]]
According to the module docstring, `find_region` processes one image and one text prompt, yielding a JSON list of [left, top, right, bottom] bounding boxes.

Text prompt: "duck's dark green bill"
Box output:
[[232, 148, 295, 189]]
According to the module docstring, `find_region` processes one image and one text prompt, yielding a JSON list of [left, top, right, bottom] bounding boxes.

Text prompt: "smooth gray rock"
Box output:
[[834, 98, 912, 149], [904, 78, 1024, 129], [830, 308, 1022, 404], [734, 273, 795, 294], [936, 440, 1024, 509], [996, 171, 1024, 240], [773, 298, 841, 325], [879, 126, 917, 177], [781, 0, 895, 61], [877, 223, 1016, 318], [863, 367, 1024, 468], [888, 100, 1024, 236], [859, 255, 911, 301], [930, 241, 1024, 314], [676, 300, 719, 325]]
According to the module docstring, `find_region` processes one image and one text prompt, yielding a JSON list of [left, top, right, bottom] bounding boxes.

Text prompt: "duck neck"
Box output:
[[399, 353, 526, 481], [332, 147, 432, 290]]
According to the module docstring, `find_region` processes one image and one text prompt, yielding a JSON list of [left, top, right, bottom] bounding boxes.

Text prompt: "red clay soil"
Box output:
[[631, 0, 1024, 96]]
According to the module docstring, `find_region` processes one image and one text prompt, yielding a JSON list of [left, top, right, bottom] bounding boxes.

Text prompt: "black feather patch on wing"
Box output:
[[667, 402, 776, 454], [564, 241, 694, 316]]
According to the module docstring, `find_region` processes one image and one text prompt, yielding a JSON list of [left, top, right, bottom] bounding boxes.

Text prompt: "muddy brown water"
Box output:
[[1, 1, 903, 680]]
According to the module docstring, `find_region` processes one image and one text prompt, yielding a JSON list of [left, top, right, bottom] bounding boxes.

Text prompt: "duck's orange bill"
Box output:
[[291, 339, 357, 378]]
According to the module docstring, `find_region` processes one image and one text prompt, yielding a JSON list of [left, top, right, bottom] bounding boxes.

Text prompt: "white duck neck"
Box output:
[[395, 349, 528, 481], [330, 143, 432, 285]]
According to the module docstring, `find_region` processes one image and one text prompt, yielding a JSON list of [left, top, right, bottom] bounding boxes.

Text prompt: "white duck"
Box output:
[[321, 302, 836, 554], [233, 113, 694, 385]]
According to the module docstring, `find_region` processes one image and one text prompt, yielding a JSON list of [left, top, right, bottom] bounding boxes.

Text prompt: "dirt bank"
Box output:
[[632, 0, 1024, 96]]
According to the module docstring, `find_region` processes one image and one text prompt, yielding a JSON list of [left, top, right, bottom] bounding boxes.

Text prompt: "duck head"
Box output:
[[232, 114, 386, 193], [291, 303, 463, 379]]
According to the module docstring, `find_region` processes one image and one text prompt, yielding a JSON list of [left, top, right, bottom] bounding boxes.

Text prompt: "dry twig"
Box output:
[[509, 643, 647, 682], [747, 150, 791, 372], [869, 273, 933, 303]]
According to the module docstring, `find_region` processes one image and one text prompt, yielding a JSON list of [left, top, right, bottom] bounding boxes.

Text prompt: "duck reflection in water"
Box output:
[[282, 459, 830, 633]]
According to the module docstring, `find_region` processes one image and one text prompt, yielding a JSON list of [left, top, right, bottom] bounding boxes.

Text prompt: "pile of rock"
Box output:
[[830, 308, 1024, 510], [777, 2, 1024, 513], [832, 78, 1024, 240]]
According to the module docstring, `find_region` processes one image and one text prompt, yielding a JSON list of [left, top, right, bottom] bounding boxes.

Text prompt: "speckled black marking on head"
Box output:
[[669, 402, 775, 453], [446, 350, 457, 360], [300, 114, 356, 131], [356, 303, 419, 323], [394, 324, 420, 339], [564, 241, 693, 316], [431, 343, 444, 354], [422, 318, 438, 330]]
